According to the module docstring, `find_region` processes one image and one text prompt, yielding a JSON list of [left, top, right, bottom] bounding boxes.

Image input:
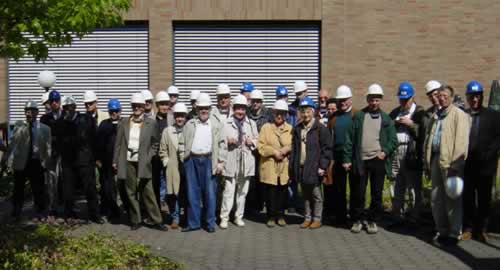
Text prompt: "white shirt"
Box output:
[[127, 122, 141, 162], [396, 103, 416, 144], [191, 119, 212, 155]]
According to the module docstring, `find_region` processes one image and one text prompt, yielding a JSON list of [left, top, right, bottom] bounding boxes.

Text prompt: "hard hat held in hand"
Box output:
[[233, 94, 248, 106], [294, 81, 308, 94], [250, 89, 264, 100], [216, 84, 231, 95], [273, 100, 288, 111], [38, 70, 56, 88], [197, 93, 212, 107], [366, 83, 384, 96], [425, 80, 442, 94], [190, 90, 201, 101], [173, 103, 188, 114], [336, 85, 352, 99], [167, 85, 179, 95], [155, 91, 170, 102], [445, 176, 464, 199], [83, 90, 98, 103], [141, 90, 154, 101], [131, 92, 146, 104]]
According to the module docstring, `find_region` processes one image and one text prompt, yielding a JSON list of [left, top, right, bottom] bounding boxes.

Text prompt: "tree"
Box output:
[[0, 0, 131, 62]]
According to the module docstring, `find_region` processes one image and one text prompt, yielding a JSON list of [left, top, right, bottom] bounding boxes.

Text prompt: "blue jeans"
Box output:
[[184, 156, 216, 229], [160, 170, 166, 202]]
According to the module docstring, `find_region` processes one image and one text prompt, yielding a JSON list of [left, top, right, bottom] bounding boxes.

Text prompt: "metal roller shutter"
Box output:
[[173, 22, 320, 108], [7, 24, 148, 122]]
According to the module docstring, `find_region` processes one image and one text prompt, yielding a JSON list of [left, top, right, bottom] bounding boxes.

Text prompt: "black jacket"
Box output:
[[465, 107, 500, 176], [55, 112, 96, 166], [96, 118, 119, 166], [40, 110, 66, 157], [289, 120, 333, 185]]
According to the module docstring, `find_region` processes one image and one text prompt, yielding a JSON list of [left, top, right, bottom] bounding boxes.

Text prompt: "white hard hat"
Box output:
[[197, 93, 211, 107], [173, 103, 188, 114], [167, 85, 179, 95], [141, 90, 154, 101], [336, 85, 353, 99], [366, 83, 384, 96], [233, 94, 248, 106], [131, 92, 146, 104], [425, 80, 442, 93], [62, 96, 76, 106], [445, 176, 464, 199], [293, 81, 308, 93], [41, 92, 50, 104], [25, 100, 38, 109], [250, 89, 264, 100], [83, 90, 97, 103], [216, 84, 231, 95], [38, 70, 56, 88], [190, 90, 201, 101], [273, 100, 288, 111], [155, 91, 170, 102]]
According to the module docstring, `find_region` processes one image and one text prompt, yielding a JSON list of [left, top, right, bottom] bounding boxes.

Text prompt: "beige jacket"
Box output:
[[219, 116, 258, 178], [159, 125, 183, 195], [424, 104, 471, 173], [257, 122, 292, 185]]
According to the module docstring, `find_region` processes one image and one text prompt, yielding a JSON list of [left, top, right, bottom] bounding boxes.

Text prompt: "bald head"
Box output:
[[319, 88, 329, 106]]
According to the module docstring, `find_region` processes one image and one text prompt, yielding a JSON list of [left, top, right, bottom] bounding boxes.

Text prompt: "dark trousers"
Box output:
[[351, 158, 385, 222], [13, 159, 45, 215], [264, 182, 288, 219], [152, 156, 164, 208], [99, 167, 121, 218], [324, 160, 350, 223], [463, 162, 494, 232], [61, 164, 99, 218]]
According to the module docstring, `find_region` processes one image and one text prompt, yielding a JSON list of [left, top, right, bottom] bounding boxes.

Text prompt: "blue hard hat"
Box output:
[[107, 98, 121, 111], [299, 96, 317, 109], [397, 82, 415, 99], [275, 85, 288, 97], [48, 90, 61, 101], [466, 81, 483, 94], [240, 82, 254, 92]]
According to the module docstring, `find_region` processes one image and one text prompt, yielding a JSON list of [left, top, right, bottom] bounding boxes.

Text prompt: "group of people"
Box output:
[[2, 78, 499, 246]]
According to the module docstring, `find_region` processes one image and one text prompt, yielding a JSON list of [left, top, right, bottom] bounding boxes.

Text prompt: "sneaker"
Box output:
[[277, 217, 287, 227], [300, 219, 312, 229], [266, 219, 276, 228], [350, 221, 363, 233], [234, 218, 245, 227], [367, 222, 378, 234], [309, 220, 322, 229], [220, 219, 228, 229]]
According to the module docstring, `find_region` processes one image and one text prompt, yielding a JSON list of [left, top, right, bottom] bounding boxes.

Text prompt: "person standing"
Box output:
[[3, 101, 50, 221], [290, 97, 332, 229], [211, 84, 233, 125], [180, 93, 223, 233], [343, 84, 398, 234], [462, 81, 500, 242], [257, 100, 292, 228], [318, 88, 329, 125], [424, 85, 470, 245], [141, 90, 155, 119], [113, 93, 167, 231], [389, 82, 425, 223], [240, 82, 254, 102], [83, 90, 108, 127], [167, 85, 180, 107], [219, 95, 258, 229], [159, 103, 189, 230], [187, 90, 200, 121], [249, 89, 273, 131]]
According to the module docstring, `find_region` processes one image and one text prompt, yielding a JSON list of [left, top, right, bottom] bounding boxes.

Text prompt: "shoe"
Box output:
[[309, 220, 322, 230], [219, 220, 228, 229], [460, 231, 472, 241], [130, 223, 141, 231], [181, 227, 200, 232], [443, 237, 459, 246], [350, 221, 363, 233], [300, 219, 312, 229], [266, 219, 276, 228], [154, 223, 169, 231], [277, 217, 287, 227], [367, 222, 378, 234], [207, 227, 216, 233], [478, 232, 489, 243], [234, 218, 245, 227], [90, 215, 105, 224], [170, 220, 179, 230]]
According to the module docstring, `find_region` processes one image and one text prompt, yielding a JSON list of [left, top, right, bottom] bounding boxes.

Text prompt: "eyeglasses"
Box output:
[[131, 104, 145, 109], [145, 100, 153, 104]]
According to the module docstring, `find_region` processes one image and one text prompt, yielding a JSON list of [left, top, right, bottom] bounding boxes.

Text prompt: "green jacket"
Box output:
[[343, 107, 398, 176]]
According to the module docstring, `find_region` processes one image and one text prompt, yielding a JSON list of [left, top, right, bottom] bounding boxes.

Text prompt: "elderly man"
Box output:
[[180, 93, 223, 233], [461, 81, 500, 242], [424, 85, 470, 246], [141, 90, 155, 119], [318, 88, 329, 121], [211, 84, 233, 125], [240, 82, 254, 101], [83, 90, 108, 127], [167, 85, 180, 106], [343, 84, 398, 234], [187, 90, 200, 121]]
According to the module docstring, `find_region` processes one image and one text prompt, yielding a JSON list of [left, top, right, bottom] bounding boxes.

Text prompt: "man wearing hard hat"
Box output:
[[240, 82, 254, 102], [424, 84, 470, 246], [83, 90, 108, 127], [167, 85, 180, 106], [187, 90, 200, 121], [159, 103, 189, 229], [462, 81, 500, 242], [218, 94, 259, 229], [179, 93, 223, 233], [141, 90, 155, 119], [389, 82, 425, 224], [343, 84, 398, 234], [41, 92, 51, 113], [56, 96, 104, 224], [210, 84, 233, 125], [2, 100, 51, 221]]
